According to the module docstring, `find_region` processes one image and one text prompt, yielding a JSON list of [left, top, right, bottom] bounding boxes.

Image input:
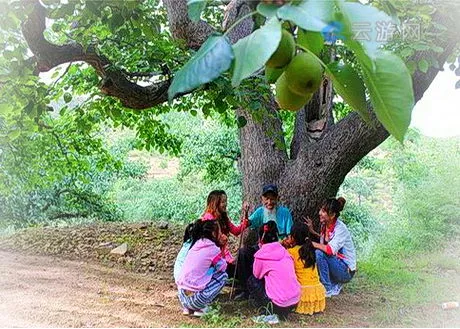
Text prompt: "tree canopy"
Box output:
[[1, 0, 459, 220]]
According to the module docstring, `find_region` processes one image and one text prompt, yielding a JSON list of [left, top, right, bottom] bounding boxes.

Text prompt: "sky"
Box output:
[[410, 64, 460, 138]]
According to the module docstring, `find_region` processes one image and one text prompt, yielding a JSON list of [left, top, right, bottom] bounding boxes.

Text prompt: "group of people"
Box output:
[[173, 184, 356, 324]]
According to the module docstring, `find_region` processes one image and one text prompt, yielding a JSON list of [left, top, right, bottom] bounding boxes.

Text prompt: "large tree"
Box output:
[[1, 0, 459, 221]]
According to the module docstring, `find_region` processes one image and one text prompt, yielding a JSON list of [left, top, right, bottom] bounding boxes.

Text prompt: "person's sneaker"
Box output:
[[192, 306, 209, 317], [332, 283, 343, 296], [252, 314, 280, 324], [264, 314, 280, 324], [182, 308, 192, 315], [325, 283, 343, 297]]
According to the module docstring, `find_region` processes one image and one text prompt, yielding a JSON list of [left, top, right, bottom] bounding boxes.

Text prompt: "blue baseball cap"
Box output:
[[262, 184, 278, 196]]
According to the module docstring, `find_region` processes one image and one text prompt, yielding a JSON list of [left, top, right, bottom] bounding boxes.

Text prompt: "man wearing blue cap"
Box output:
[[248, 184, 293, 239], [233, 184, 293, 300]]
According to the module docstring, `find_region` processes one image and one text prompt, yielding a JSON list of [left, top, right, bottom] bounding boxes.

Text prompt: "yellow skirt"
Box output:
[[295, 283, 326, 315]]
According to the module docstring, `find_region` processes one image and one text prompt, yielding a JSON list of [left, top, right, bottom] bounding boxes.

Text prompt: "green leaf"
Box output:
[[231, 17, 282, 87], [297, 29, 324, 56], [326, 62, 369, 121], [407, 60, 417, 75], [336, 1, 394, 57], [256, 3, 279, 18], [412, 43, 430, 51], [278, 0, 334, 32], [187, 0, 207, 22], [109, 12, 124, 32], [400, 48, 414, 58], [63, 92, 72, 103], [360, 51, 414, 142], [168, 34, 234, 101], [418, 59, 429, 73], [237, 116, 247, 128]]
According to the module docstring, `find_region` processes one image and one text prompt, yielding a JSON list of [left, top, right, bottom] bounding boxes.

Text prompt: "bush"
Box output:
[[119, 160, 149, 179], [340, 202, 380, 256], [113, 176, 243, 224]]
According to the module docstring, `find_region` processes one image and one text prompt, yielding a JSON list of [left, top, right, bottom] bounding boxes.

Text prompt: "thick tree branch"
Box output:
[[163, 0, 215, 50], [223, 0, 255, 44], [21, 0, 171, 110]]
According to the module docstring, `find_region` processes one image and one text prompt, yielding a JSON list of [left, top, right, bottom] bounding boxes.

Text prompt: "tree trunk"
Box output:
[[237, 100, 287, 211]]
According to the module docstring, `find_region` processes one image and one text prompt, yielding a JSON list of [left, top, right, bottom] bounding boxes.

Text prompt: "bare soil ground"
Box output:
[[0, 224, 458, 328]]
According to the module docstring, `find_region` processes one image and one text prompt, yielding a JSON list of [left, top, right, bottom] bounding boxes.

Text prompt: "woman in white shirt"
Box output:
[[306, 197, 356, 297]]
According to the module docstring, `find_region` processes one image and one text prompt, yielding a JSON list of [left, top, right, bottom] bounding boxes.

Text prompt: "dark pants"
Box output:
[[226, 262, 235, 279], [235, 245, 258, 290], [247, 275, 296, 320]]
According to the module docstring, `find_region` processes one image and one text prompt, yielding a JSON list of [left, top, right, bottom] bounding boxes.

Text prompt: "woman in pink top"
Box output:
[[201, 190, 249, 265], [248, 220, 301, 323]]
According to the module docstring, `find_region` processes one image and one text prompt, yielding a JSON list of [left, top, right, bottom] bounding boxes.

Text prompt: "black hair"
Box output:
[[243, 228, 259, 247], [258, 220, 279, 244], [205, 190, 231, 235], [191, 219, 219, 247], [321, 197, 346, 219], [183, 223, 195, 243], [290, 222, 316, 269]]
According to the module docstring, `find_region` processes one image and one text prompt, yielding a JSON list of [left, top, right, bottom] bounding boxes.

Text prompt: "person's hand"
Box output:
[[281, 236, 294, 248], [303, 216, 314, 232], [218, 233, 228, 247], [241, 201, 250, 225], [242, 201, 249, 214]]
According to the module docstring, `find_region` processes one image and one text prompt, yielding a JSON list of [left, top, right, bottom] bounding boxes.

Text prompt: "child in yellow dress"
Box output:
[[285, 222, 326, 315]]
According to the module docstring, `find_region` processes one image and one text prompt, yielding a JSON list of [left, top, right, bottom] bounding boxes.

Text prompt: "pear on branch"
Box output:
[[265, 66, 285, 83], [285, 52, 323, 95], [266, 30, 295, 69], [275, 72, 313, 111]]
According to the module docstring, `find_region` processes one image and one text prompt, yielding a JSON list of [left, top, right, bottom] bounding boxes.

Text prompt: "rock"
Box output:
[[157, 222, 169, 230], [110, 243, 128, 256], [137, 223, 149, 230]]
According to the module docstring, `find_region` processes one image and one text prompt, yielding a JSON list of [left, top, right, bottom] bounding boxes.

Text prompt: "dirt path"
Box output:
[[0, 247, 459, 328], [0, 250, 186, 327]]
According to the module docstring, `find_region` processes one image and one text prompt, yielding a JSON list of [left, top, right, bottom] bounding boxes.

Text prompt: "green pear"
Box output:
[[275, 73, 313, 111], [285, 52, 323, 95], [266, 30, 295, 69], [265, 66, 284, 84]]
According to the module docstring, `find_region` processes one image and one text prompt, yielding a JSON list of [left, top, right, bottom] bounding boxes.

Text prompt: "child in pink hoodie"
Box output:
[[248, 220, 301, 323], [176, 220, 228, 317]]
